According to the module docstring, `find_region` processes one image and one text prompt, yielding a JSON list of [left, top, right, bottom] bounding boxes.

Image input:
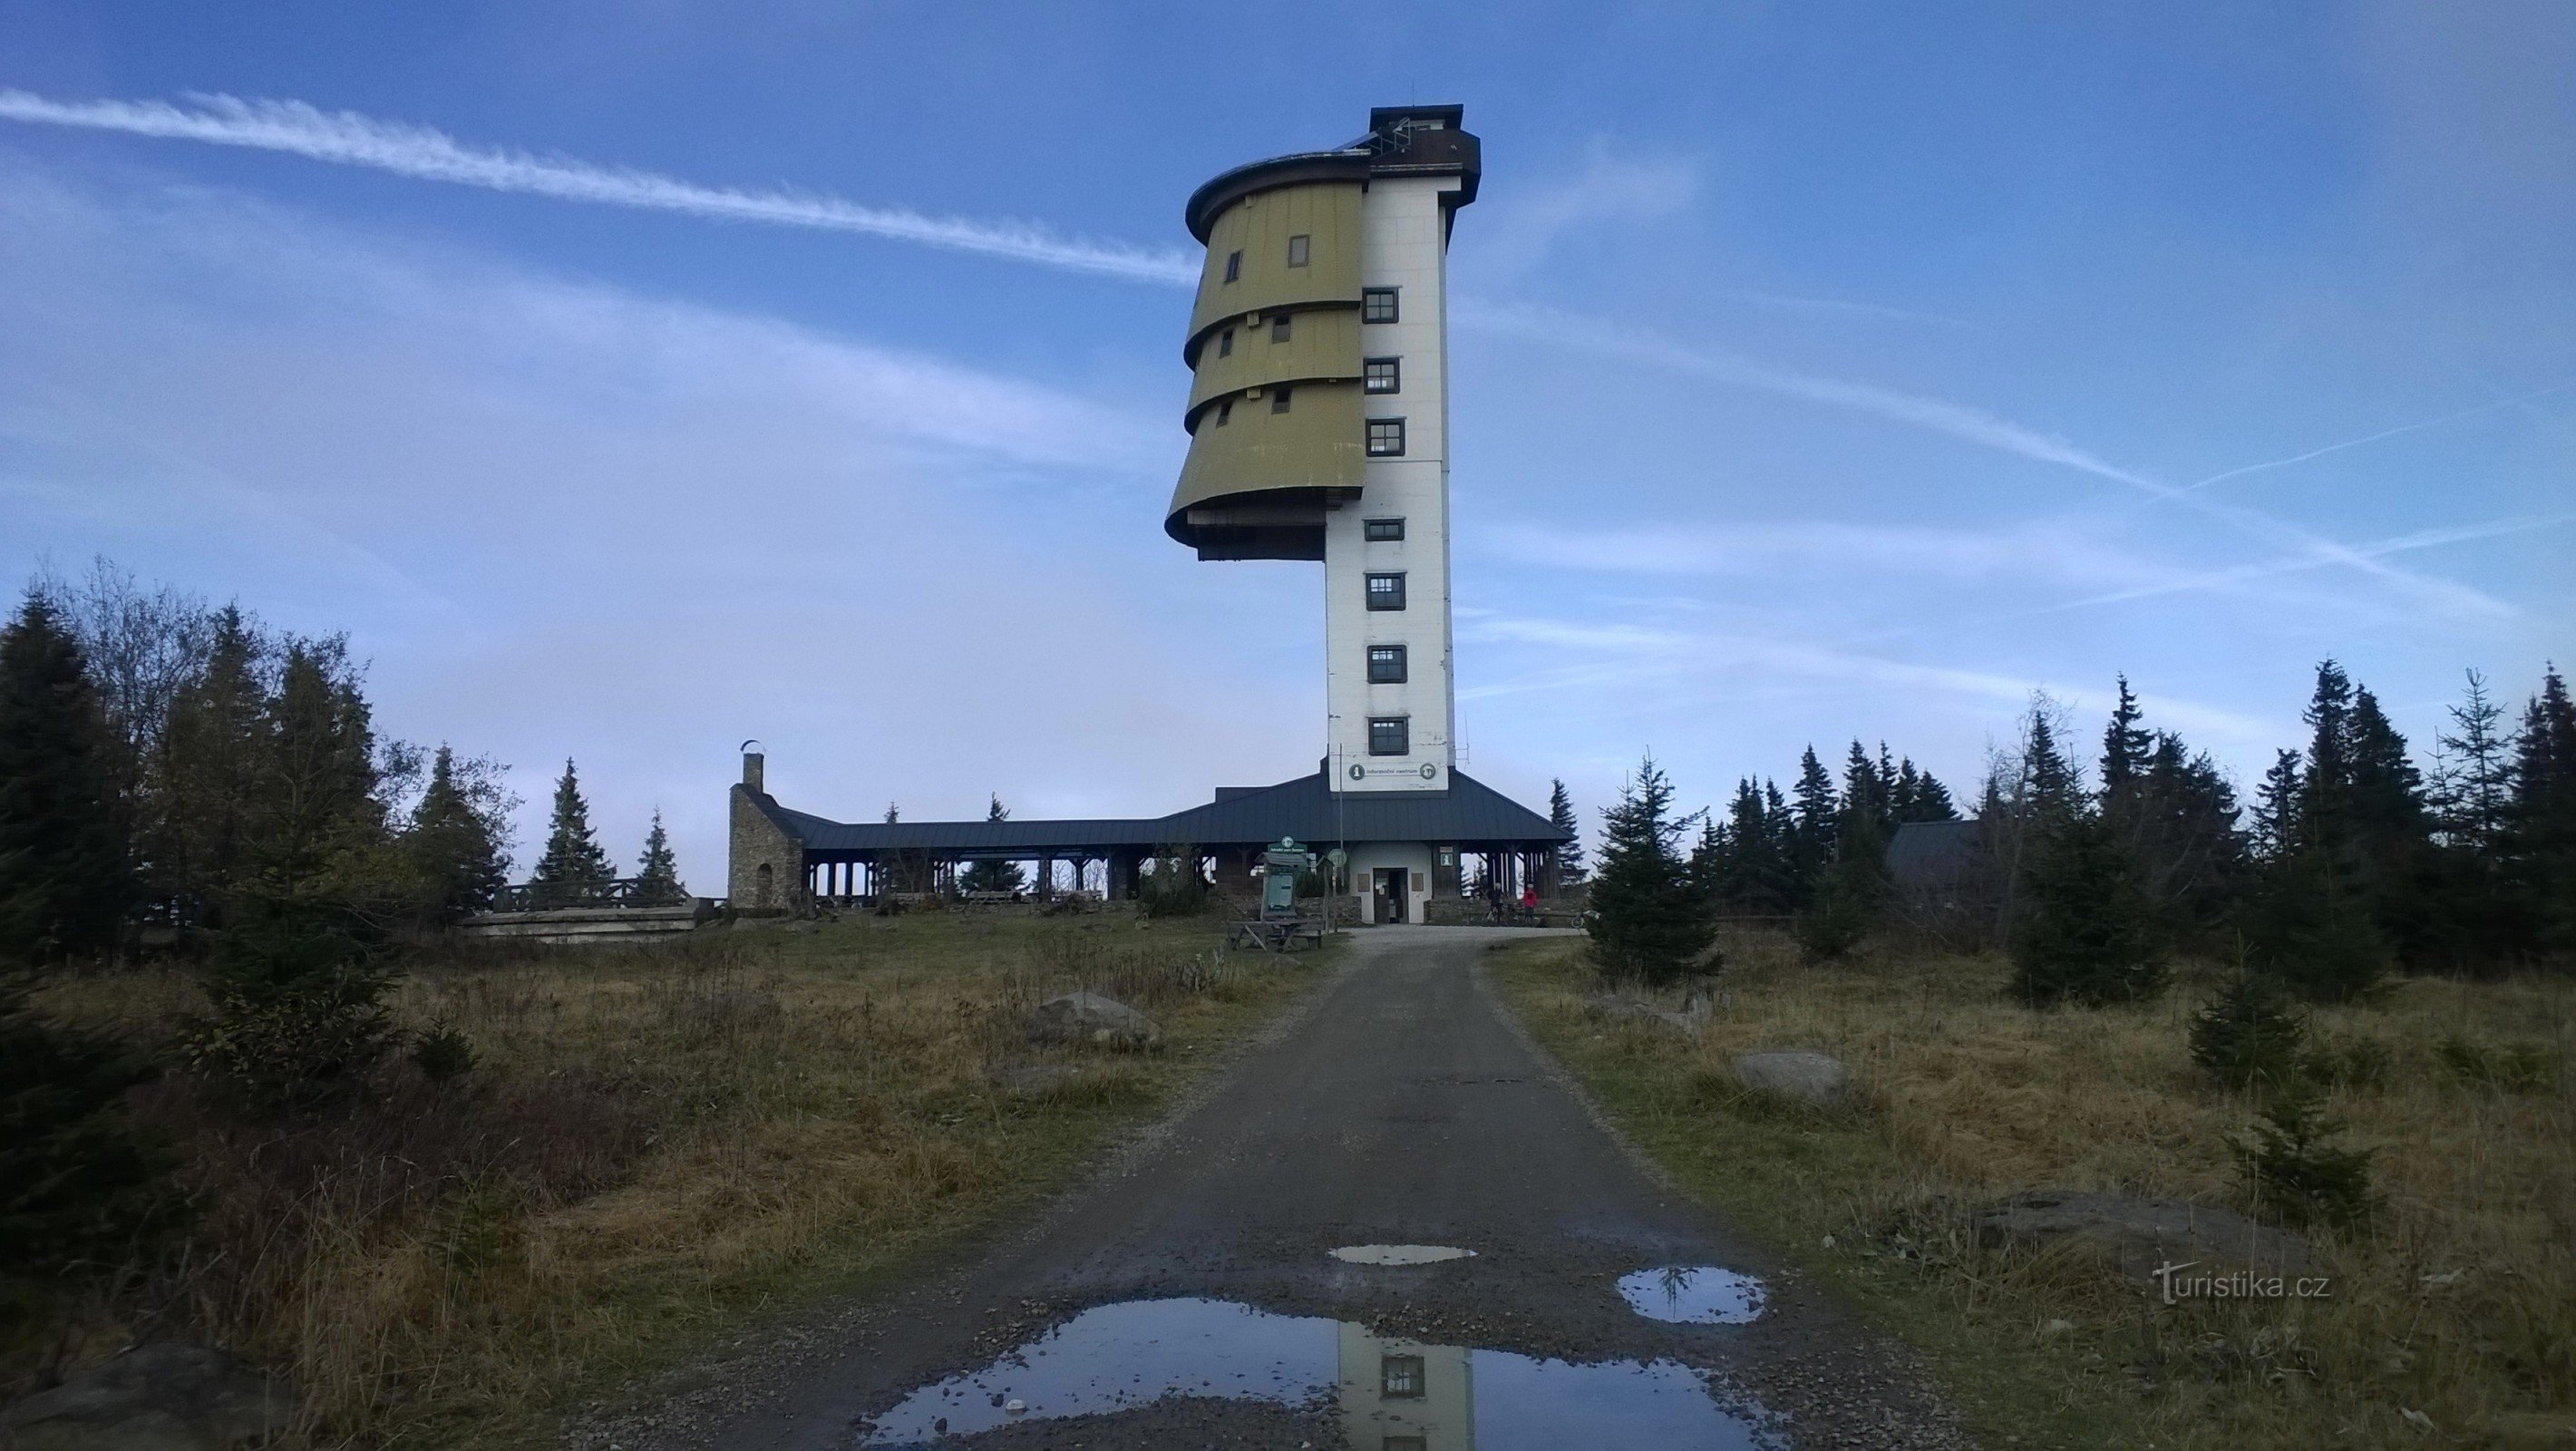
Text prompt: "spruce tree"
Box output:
[[190, 638, 403, 1108], [2011, 808, 2164, 1005], [1715, 778, 1791, 914], [160, 605, 267, 931], [2241, 844, 2389, 1001], [2251, 750, 2303, 862], [1788, 746, 1838, 901], [2436, 670, 2514, 852], [2501, 667, 2576, 956], [634, 809, 683, 905], [2021, 709, 2078, 820], [1585, 755, 1716, 986], [1, 968, 188, 1311], [407, 745, 506, 922], [0, 595, 129, 965], [2099, 675, 2152, 806], [1548, 778, 1585, 880], [530, 758, 615, 902], [959, 794, 1027, 894]]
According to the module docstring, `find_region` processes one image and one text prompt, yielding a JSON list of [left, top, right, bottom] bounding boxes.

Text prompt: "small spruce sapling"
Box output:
[[2236, 1079, 2375, 1229], [2189, 970, 2308, 1089]]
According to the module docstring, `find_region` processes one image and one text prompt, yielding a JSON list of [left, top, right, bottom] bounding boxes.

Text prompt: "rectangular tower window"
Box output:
[[1287, 233, 1310, 267], [1365, 572, 1405, 609], [1363, 287, 1399, 323], [1218, 327, 1233, 357], [1215, 400, 1232, 425], [1364, 357, 1400, 394], [1367, 717, 1410, 756], [1364, 517, 1405, 541], [1271, 314, 1292, 343], [1367, 645, 1407, 683], [1366, 418, 1406, 456], [1224, 250, 1241, 283], [1271, 386, 1292, 414]]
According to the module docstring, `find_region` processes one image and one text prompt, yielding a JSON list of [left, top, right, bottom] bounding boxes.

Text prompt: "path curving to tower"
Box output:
[[632, 929, 1966, 1450]]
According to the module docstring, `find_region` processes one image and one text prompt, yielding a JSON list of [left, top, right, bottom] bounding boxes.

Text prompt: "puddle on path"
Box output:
[[1618, 1266, 1767, 1325], [860, 1297, 1774, 1448], [1330, 1243, 1476, 1264]]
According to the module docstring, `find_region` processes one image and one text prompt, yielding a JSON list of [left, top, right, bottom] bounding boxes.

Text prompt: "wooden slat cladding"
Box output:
[[1185, 308, 1363, 422], [1185, 180, 1364, 359]]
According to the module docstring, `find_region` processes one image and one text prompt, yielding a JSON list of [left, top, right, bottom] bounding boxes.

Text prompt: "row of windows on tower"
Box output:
[[1212, 238, 1400, 321], [1203, 397, 1407, 456], [1210, 319, 1399, 394]]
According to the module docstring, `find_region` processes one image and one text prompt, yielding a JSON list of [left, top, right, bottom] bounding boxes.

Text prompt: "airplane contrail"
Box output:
[[0, 89, 1201, 286], [2180, 380, 2576, 494]]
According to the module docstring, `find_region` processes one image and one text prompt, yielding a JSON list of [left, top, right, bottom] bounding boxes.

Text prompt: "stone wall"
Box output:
[[729, 784, 807, 915]]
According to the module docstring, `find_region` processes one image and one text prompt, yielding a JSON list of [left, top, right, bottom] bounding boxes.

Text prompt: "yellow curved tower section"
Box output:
[[1165, 111, 1479, 562]]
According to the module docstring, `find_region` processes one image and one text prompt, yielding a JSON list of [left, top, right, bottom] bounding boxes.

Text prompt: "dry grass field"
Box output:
[[1494, 929, 2575, 1450], [24, 908, 1329, 1449]]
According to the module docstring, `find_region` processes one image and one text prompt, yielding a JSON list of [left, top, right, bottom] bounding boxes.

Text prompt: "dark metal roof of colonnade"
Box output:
[[753, 768, 1566, 862]]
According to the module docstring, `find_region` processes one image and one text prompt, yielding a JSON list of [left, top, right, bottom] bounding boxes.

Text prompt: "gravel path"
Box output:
[[576, 927, 1971, 1450]]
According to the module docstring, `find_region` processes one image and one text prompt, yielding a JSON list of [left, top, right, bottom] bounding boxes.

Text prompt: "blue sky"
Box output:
[[3, 2, 2571, 886]]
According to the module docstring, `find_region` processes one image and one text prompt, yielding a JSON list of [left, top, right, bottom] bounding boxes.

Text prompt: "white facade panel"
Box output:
[[1326, 174, 1461, 795]]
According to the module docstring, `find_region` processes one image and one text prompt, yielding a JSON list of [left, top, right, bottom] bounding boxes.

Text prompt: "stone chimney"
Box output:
[[742, 749, 765, 794]]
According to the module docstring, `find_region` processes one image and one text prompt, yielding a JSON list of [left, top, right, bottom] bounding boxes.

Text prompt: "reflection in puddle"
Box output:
[[860, 1297, 1774, 1448], [1619, 1266, 1767, 1324], [1330, 1243, 1477, 1264]]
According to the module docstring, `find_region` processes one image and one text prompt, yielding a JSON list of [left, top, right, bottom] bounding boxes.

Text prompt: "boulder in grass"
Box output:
[[1026, 991, 1162, 1049], [2, 1343, 296, 1451], [1729, 1050, 1854, 1108], [1978, 1189, 2312, 1279]]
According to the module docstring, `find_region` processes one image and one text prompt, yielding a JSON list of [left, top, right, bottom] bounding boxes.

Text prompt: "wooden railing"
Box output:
[[491, 878, 697, 913]]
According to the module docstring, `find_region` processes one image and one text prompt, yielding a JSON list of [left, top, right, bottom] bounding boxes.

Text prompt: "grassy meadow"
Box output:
[[22, 907, 1331, 1449], [1493, 930, 2575, 1450]]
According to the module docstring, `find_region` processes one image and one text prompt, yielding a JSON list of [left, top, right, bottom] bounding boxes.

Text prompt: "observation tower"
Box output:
[[1166, 106, 1481, 799]]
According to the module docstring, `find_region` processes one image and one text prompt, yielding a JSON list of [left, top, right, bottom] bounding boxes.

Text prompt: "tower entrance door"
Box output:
[[1372, 867, 1408, 925]]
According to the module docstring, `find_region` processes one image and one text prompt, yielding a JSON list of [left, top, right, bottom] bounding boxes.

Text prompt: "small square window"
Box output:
[[1367, 645, 1407, 683], [1270, 386, 1292, 414], [1287, 233, 1310, 268], [1364, 517, 1405, 541], [1365, 572, 1405, 610], [1363, 287, 1399, 324], [1218, 328, 1233, 357], [1366, 418, 1406, 456], [1364, 357, 1400, 394], [1271, 314, 1292, 343], [1215, 400, 1232, 426], [1367, 718, 1410, 757], [1224, 250, 1241, 283]]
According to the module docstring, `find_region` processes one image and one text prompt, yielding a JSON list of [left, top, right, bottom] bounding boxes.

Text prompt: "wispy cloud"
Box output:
[[1456, 300, 2516, 620], [2064, 512, 2576, 609], [1484, 518, 2178, 593], [1459, 611, 2280, 748], [0, 90, 1201, 285], [1469, 144, 1699, 278]]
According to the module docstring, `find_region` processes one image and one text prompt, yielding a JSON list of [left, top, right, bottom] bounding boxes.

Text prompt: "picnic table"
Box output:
[[1230, 917, 1327, 953]]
